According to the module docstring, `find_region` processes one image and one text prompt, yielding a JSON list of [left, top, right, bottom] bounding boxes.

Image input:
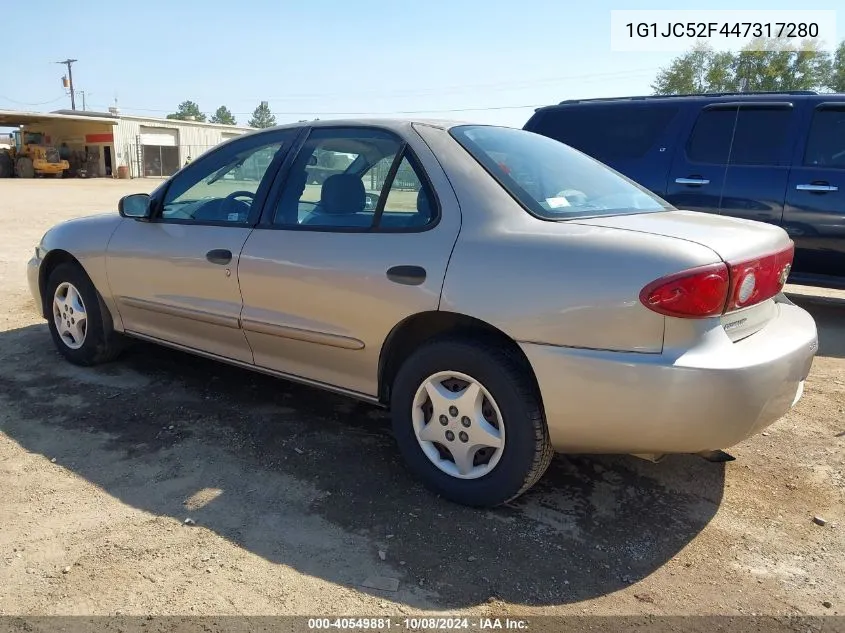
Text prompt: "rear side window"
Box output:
[[532, 105, 678, 162], [687, 108, 735, 164], [729, 107, 792, 165], [804, 107, 845, 169]]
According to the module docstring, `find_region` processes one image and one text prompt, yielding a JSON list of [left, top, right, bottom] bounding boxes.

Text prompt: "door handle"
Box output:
[[796, 183, 838, 193], [206, 249, 232, 265], [386, 265, 426, 286], [675, 177, 710, 186]]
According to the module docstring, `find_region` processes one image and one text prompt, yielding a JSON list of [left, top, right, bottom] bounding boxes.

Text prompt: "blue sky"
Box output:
[[1, 0, 842, 129]]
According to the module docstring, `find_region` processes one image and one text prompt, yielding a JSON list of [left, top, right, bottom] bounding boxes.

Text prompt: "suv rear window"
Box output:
[[804, 107, 845, 169], [450, 125, 671, 220], [530, 105, 678, 163]]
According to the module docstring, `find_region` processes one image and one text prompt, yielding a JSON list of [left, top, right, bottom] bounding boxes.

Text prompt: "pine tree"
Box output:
[[248, 101, 276, 128]]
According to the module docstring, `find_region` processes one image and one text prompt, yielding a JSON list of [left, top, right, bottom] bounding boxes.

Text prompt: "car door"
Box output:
[[106, 128, 300, 362], [664, 103, 737, 214], [784, 102, 845, 282], [237, 125, 461, 398], [718, 102, 797, 225]]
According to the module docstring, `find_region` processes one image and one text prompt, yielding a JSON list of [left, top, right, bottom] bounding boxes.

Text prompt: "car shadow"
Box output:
[[0, 322, 728, 608]]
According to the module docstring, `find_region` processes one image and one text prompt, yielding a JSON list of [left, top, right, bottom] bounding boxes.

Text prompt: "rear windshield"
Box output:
[[450, 125, 672, 220]]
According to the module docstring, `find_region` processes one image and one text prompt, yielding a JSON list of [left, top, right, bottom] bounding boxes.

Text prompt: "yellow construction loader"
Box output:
[[0, 131, 69, 178]]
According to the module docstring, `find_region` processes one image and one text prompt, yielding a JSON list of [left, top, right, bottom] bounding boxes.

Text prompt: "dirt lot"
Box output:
[[0, 179, 842, 616]]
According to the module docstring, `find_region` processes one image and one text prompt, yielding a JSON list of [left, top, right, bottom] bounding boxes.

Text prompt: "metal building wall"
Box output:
[[114, 116, 252, 178]]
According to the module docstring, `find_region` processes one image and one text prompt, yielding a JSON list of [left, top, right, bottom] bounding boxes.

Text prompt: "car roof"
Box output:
[[531, 90, 845, 114], [249, 118, 478, 135]]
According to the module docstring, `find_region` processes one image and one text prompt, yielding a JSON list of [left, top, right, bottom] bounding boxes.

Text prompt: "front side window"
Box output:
[[729, 107, 792, 166], [686, 108, 736, 164], [450, 125, 670, 220], [273, 127, 435, 230], [804, 107, 845, 169], [160, 132, 294, 224]]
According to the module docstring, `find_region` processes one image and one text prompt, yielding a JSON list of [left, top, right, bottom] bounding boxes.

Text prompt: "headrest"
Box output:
[[321, 174, 365, 214]]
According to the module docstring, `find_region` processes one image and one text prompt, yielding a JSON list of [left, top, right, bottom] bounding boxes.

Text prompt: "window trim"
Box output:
[[257, 125, 441, 234], [147, 127, 301, 228]]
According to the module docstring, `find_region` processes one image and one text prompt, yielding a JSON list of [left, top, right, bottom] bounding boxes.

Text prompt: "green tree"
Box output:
[[653, 39, 839, 95], [830, 41, 845, 92], [166, 100, 206, 122], [732, 39, 831, 92], [248, 101, 276, 128], [652, 43, 735, 94], [210, 105, 237, 125]]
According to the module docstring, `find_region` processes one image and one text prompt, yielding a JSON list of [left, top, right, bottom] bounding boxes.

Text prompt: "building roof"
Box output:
[[51, 109, 255, 131], [0, 109, 119, 127]]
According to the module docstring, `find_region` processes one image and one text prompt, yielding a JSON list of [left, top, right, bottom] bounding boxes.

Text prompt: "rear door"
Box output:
[[784, 101, 845, 282], [664, 104, 736, 214], [719, 102, 797, 225]]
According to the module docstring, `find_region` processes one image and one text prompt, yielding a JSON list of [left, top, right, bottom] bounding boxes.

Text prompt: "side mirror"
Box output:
[[118, 193, 152, 219]]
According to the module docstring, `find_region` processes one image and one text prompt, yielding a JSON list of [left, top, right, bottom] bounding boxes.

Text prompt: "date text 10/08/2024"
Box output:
[[307, 617, 529, 630], [625, 22, 819, 39]]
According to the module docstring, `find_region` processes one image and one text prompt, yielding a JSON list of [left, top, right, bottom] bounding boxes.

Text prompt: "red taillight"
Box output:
[[639, 263, 730, 318], [639, 243, 795, 319], [725, 244, 794, 312]]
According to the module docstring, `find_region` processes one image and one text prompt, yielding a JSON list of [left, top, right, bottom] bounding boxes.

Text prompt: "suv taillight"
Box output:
[[639, 243, 794, 319]]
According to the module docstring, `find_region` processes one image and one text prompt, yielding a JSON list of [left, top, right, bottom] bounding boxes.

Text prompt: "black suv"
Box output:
[[524, 91, 845, 289]]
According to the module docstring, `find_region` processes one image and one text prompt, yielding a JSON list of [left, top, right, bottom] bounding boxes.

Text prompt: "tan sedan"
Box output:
[[27, 120, 818, 507]]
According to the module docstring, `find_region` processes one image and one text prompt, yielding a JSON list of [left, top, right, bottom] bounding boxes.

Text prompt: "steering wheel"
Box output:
[[220, 190, 255, 221], [224, 190, 255, 203]]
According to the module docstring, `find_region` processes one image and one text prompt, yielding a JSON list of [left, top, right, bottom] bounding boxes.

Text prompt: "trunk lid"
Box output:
[[575, 210, 794, 342], [573, 209, 792, 263]]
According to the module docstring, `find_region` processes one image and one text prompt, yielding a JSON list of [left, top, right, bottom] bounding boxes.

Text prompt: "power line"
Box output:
[[89, 66, 660, 115], [0, 94, 67, 107]]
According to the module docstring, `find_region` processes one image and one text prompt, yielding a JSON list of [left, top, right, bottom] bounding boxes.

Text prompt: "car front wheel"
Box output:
[[46, 263, 124, 366], [390, 338, 553, 507]]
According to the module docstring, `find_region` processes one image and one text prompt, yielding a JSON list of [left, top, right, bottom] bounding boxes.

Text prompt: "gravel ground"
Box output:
[[0, 179, 842, 617]]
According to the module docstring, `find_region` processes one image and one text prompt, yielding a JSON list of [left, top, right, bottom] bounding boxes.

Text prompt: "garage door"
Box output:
[[138, 127, 178, 146]]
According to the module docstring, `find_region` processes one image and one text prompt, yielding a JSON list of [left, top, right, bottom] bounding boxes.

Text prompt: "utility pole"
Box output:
[[55, 59, 78, 110], [78, 90, 89, 110]]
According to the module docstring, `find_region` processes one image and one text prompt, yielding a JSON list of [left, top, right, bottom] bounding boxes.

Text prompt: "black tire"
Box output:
[[45, 262, 124, 366], [390, 337, 553, 507], [15, 157, 34, 178], [0, 152, 12, 178]]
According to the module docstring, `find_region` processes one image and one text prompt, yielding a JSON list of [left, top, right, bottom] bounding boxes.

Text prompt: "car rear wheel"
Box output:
[[390, 338, 553, 507], [46, 263, 124, 366]]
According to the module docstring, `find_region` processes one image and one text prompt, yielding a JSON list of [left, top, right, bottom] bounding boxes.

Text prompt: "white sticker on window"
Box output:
[[545, 197, 571, 208], [227, 213, 240, 222]]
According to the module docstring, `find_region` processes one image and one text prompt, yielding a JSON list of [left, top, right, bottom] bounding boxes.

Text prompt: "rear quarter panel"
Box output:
[[413, 123, 722, 353]]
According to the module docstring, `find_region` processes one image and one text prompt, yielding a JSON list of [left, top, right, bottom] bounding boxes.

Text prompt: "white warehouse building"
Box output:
[[0, 107, 256, 179]]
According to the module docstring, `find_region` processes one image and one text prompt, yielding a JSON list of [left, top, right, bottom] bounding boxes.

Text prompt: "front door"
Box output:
[[237, 126, 461, 397], [784, 103, 845, 281], [718, 103, 796, 225], [664, 104, 737, 214], [106, 129, 298, 362]]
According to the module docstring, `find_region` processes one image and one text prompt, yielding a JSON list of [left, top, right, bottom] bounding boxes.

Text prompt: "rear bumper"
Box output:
[[521, 298, 818, 454]]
